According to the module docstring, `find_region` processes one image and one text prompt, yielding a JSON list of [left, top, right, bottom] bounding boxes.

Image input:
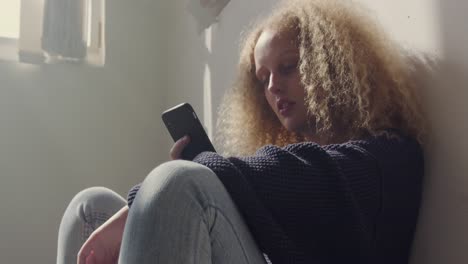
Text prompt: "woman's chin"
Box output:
[[281, 119, 312, 138], [281, 120, 300, 133]]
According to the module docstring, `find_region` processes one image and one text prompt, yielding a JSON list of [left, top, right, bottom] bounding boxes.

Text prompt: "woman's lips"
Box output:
[[277, 100, 296, 116]]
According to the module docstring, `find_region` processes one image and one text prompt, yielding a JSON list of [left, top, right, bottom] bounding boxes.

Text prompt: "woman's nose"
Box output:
[[267, 74, 283, 94]]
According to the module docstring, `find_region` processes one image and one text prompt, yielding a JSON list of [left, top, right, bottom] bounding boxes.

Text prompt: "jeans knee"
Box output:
[[137, 160, 219, 207], [68, 187, 124, 223]]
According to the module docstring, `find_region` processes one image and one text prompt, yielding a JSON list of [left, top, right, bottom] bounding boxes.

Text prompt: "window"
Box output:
[[0, 1, 20, 39], [0, 1, 20, 62], [0, 0, 105, 65]]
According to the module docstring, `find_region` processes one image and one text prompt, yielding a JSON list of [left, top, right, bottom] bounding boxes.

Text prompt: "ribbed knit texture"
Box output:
[[127, 130, 423, 264]]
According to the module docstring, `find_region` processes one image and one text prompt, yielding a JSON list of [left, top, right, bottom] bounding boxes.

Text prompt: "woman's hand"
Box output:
[[169, 135, 190, 160], [77, 206, 129, 264]]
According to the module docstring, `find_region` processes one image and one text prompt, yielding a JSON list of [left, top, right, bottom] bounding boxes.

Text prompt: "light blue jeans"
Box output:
[[56, 160, 269, 264]]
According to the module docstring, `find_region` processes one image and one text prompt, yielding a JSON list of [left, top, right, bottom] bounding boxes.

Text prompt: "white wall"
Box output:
[[168, 0, 468, 263], [0, 1, 171, 263], [410, 0, 468, 262]]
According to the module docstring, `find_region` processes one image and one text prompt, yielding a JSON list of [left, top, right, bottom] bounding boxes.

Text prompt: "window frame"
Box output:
[[0, 0, 105, 66]]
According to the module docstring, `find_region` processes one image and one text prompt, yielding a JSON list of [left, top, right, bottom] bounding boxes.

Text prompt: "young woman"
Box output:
[[57, 0, 428, 263]]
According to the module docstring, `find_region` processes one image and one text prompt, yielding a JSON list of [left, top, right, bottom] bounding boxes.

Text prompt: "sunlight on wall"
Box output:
[[203, 27, 213, 139], [0, 0, 20, 39]]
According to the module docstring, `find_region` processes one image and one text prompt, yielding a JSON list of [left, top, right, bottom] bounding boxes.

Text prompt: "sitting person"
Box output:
[[56, 0, 429, 263]]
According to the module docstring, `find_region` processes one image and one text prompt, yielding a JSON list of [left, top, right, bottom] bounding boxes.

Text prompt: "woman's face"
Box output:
[[254, 29, 312, 138]]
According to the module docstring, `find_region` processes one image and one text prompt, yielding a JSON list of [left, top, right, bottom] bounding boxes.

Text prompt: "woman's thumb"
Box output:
[[170, 135, 190, 160]]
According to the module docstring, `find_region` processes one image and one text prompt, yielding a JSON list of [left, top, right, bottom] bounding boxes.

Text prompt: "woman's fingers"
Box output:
[[77, 245, 90, 264], [85, 250, 95, 264], [77, 248, 88, 264], [77, 234, 95, 264], [77, 246, 87, 264], [170, 135, 191, 160]]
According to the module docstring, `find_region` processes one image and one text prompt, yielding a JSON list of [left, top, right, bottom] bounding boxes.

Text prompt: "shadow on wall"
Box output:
[[410, 0, 468, 263], [166, 0, 210, 140], [202, 0, 280, 153]]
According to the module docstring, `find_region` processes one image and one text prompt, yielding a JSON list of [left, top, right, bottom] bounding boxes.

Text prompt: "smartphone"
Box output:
[[162, 103, 216, 160]]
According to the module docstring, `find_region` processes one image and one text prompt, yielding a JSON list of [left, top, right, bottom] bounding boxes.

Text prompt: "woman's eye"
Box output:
[[280, 63, 297, 74]]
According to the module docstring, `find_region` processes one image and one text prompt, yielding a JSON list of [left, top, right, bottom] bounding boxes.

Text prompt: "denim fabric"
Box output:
[[57, 160, 267, 264], [56, 187, 126, 264]]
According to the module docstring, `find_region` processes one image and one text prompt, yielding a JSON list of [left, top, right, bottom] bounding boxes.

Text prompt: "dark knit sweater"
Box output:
[[127, 130, 424, 264]]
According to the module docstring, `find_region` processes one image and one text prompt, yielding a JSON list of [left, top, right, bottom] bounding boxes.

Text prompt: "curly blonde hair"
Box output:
[[215, 0, 429, 156]]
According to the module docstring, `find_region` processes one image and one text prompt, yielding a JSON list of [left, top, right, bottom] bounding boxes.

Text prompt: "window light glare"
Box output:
[[0, 1, 21, 39]]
